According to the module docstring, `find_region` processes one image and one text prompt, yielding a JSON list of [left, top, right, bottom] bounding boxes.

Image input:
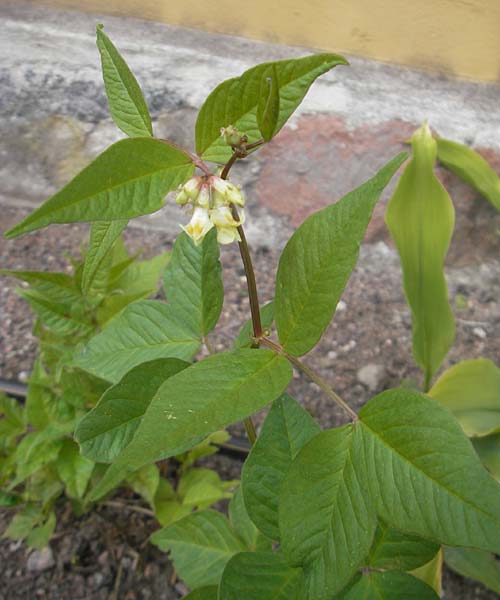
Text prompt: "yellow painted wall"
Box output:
[[28, 0, 500, 82]]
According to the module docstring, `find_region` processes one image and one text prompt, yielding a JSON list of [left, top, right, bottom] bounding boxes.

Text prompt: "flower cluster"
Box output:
[[176, 175, 245, 245]]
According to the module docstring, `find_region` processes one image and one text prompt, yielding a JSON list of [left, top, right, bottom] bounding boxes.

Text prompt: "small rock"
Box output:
[[357, 364, 386, 392], [27, 547, 55, 573], [18, 370, 29, 383], [337, 300, 347, 312], [473, 327, 487, 339], [327, 350, 338, 360]]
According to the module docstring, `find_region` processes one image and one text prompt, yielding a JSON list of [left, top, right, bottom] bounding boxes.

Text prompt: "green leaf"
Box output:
[[436, 137, 500, 212], [5, 138, 194, 238], [178, 430, 230, 472], [219, 552, 304, 600], [182, 588, 218, 600], [472, 434, 500, 482], [74, 300, 200, 383], [229, 487, 271, 551], [367, 521, 439, 571], [89, 349, 292, 501], [0, 269, 81, 304], [196, 54, 348, 163], [4, 505, 44, 541], [279, 427, 375, 599], [444, 546, 500, 594], [127, 463, 159, 507], [242, 393, 319, 540], [19, 289, 93, 337], [112, 252, 170, 295], [56, 439, 94, 499], [386, 124, 455, 388], [96, 290, 154, 325], [178, 468, 234, 509], [338, 571, 440, 600], [276, 152, 406, 356], [234, 301, 275, 349], [429, 358, 500, 437], [75, 358, 189, 462], [163, 229, 223, 338], [26, 511, 56, 550], [81, 220, 128, 294], [150, 510, 245, 588], [96, 25, 153, 137], [358, 388, 500, 553], [256, 64, 280, 142]]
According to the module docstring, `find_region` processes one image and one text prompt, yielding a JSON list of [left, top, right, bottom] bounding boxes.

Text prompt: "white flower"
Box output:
[[211, 177, 245, 208], [180, 206, 214, 246], [210, 205, 245, 245], [183, 176, 202, 199], [197, 184, 210, 208]]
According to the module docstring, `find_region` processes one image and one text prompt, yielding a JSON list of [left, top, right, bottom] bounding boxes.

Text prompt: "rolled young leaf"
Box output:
[[385, 123, 455, 389], [195, 53, 347, 163], [429, 358, 500, 437], [275, 152, 407, 357], [242, 393, 320, 540], [75, 358, 189, 462], [89, 349, 292, 500], [5, 138, 194, 239], [96, 25, 153, 138], [436, 137, 500, 212]]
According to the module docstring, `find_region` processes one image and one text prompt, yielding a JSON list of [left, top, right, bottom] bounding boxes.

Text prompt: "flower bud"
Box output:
[[196, 184, 210, 208], [220, 125, 246, 147], [183, 176, 202, 200], [175, 188, 189, 206], [180, 206, 213, 246]]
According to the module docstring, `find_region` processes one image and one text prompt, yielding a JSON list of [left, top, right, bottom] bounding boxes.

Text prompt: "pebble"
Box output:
[[27, 547, 55, 573], [357, 364, 386, 392], [473, 327, 487, 339]]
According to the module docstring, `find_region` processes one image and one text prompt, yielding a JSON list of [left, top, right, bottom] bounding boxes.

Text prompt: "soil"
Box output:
[[1, 196, 499, 598]]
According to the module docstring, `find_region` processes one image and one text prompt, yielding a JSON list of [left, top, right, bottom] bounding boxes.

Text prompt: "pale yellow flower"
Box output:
[[180, 206, 214, 246]]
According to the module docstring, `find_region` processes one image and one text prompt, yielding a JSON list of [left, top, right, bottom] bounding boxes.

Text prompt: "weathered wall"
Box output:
[[25, 0, 500, 82]]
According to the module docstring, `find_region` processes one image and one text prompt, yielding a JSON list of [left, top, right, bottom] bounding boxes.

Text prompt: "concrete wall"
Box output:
[[26, 0, 500, 82]]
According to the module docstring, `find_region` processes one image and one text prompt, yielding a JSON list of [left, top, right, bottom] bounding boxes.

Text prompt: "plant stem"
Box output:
[[260, 337, 358, 421], [102, 500, 155, 517], [243, 417, 258, 444]]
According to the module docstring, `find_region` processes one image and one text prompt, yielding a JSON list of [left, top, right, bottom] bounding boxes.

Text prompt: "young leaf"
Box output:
[[436, 137, 500, 212], [74, 300, 200, 383], [89, 349, 292, 500], [229, 487, 271, 551], [150, 510, 245, 588], [276, 152, 406, 357], [111, 252, 170, 296], [219, 552, 304, 600], [196, 54, 347, 163], [18, 290, 93, 338], [56, 439, 94, 499], [234, 301, 275, 349], [367, 521, 439, 571], [26, 511, 56, 550], [357, 388, 500, 553], [472, 434, 500, 482], [75, 358, 189, 462], [0, 270, 81, 304], [386, 124, 455, 389], [127, 464, 159, 507], [279, 427, 375, 599], [444, 546, 500, 594], [5, 139, 194, 239], [81, 220, 128, 294], [256, 64, 280, 142], [3, 505, 44, 541], [242, 393, 320, 540], [338, 571, 440, 600], [163, 229, 223, 338], [429, 358, 500, 437], [96, 25, 153, 138]]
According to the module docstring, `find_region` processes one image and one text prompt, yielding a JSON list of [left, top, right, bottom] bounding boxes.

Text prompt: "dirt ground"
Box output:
[[1, 184, 499, 598]]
